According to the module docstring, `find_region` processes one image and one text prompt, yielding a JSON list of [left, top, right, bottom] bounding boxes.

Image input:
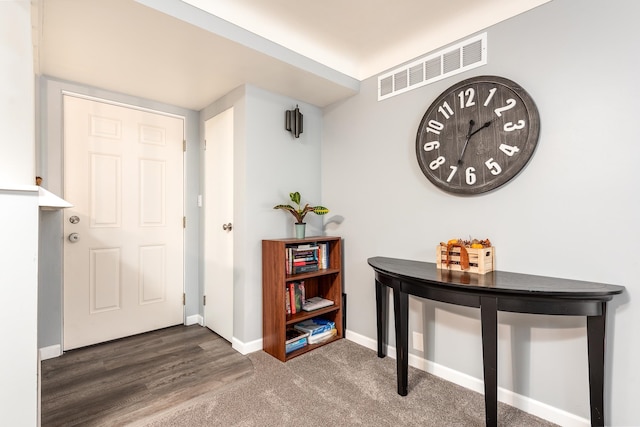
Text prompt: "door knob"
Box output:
[[68, 233, 80, 243], [222, 223, 232, 231]]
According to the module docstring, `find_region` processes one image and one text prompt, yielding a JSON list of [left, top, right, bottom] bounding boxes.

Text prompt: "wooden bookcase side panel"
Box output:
[[262, 236, 343, 362], [328, 238, 341, 271], [262, 239, 287, 361]]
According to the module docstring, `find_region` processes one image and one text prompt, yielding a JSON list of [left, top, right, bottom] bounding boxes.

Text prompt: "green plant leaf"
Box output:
[[289, 192, 301, 205], [312, 206, 329, 215], [273, 204, 295, 211]]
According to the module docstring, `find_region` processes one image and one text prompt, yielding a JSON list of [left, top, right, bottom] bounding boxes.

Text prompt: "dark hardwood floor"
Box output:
[[40, 325, 253, 426]]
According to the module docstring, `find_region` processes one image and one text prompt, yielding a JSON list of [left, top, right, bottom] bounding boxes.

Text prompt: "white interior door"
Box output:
[[63, 95, 185, 350], [204, 108, 234, 342]]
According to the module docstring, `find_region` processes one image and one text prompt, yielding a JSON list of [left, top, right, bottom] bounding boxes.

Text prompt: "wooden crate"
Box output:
[[436, 245, 495, 274]]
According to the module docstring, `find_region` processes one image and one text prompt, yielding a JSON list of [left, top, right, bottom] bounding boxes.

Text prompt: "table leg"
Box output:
[[481, 296, 498, 427], [375, 279, 388, 358], [587, 303, 607, 427], [393, 287, 409, 396]]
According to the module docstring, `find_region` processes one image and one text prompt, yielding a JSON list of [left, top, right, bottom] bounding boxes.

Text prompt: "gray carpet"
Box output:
[[138, 339, 557, 426]]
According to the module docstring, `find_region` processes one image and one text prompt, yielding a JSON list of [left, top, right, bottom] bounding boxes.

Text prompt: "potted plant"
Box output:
[[273, 191, 329, 238]]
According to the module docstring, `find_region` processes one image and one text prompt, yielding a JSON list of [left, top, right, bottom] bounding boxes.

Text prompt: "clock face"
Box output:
[[416, 76, 540, 195]]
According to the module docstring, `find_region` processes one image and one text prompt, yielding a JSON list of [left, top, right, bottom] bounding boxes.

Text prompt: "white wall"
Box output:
[[0, 0, 34, 186], [322, 0, 638, 425], [0, 1, 39, 425]]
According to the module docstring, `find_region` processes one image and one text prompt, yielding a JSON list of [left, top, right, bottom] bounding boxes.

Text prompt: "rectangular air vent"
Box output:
[[378, 33, 487, 101]]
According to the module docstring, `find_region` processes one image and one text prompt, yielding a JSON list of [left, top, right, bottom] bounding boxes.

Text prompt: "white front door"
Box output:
[[204, 108, 234, 342], [62, 95, 184, 350]]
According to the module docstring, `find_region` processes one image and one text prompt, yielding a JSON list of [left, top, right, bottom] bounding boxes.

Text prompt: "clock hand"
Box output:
[[466, 119, 475, 137], [457, 120, 493, 165], [469, 119, 493, 137], [457, 120, 476, 166]]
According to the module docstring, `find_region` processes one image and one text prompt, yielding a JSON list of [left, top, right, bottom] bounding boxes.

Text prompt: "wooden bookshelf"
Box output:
[[262, 236, 343, 361]]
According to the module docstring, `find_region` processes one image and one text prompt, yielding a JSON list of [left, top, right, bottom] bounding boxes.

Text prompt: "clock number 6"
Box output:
[[465, 167, 477, 185]]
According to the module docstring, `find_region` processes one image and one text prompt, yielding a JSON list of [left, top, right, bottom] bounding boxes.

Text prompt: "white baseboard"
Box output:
[[39, 344, 62, 361], [183, 319, 261, 355], [233, 336, 263, 355], [185, 314, 203, 326], [344, 329, 589, 427]]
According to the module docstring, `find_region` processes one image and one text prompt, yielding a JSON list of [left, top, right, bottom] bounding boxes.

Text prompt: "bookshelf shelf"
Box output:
[[285, 304, 340, 326], [284, 335, 342, 359], [285, 267, 340, 282], [262, 236, 343, 362]]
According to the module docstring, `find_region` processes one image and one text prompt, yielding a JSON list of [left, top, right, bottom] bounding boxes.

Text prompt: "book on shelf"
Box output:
[[292, 249, 317, 260], [293, 318, 335, 336], [307, 327, 337, 345], [293, 258, 317, 267], [285, 327, 309, 344], [286, 244, 321, 274], [293, 263, 318, 274], [287, 281, 306, 314], [285, 328, 309, 353], [285, 285, 291, 314], [317, 242, 329, 269], [285, 337, 307, 353], [302, 296, 334, 312]]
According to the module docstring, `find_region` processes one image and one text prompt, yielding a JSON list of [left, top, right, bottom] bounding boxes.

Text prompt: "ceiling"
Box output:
[[33, 0, 551, 110]]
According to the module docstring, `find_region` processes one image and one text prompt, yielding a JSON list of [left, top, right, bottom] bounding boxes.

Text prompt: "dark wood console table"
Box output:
[[368, 256, 624, 427]]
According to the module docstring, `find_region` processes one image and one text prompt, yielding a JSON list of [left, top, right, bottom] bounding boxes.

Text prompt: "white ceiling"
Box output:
[[34, 0, 551, 110]]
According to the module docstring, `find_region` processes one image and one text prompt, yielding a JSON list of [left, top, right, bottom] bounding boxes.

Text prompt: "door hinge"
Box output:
[[203, 295, 207, 306], [182, 293, 186, 305], [204, 139, 206, 151], [183, 140, 187, 152], [183, 216, 186, 228]]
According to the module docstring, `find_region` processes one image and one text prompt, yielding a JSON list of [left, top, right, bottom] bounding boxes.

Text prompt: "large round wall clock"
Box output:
[[416, 75, 540, 195]]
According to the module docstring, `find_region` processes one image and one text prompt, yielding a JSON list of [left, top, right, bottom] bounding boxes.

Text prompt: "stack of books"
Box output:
[[285, 281, 306, 314], [293, 318, 337, 344], [317, 242, 330, 269], [285, 328, 309, 354], [286, 244, 319, 274]]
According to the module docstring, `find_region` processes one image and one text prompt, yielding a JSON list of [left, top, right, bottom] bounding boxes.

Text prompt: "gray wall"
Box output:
[[37, 77, 201, 349], [244, 86, 324, 342], [322, 0, 638, 424]]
